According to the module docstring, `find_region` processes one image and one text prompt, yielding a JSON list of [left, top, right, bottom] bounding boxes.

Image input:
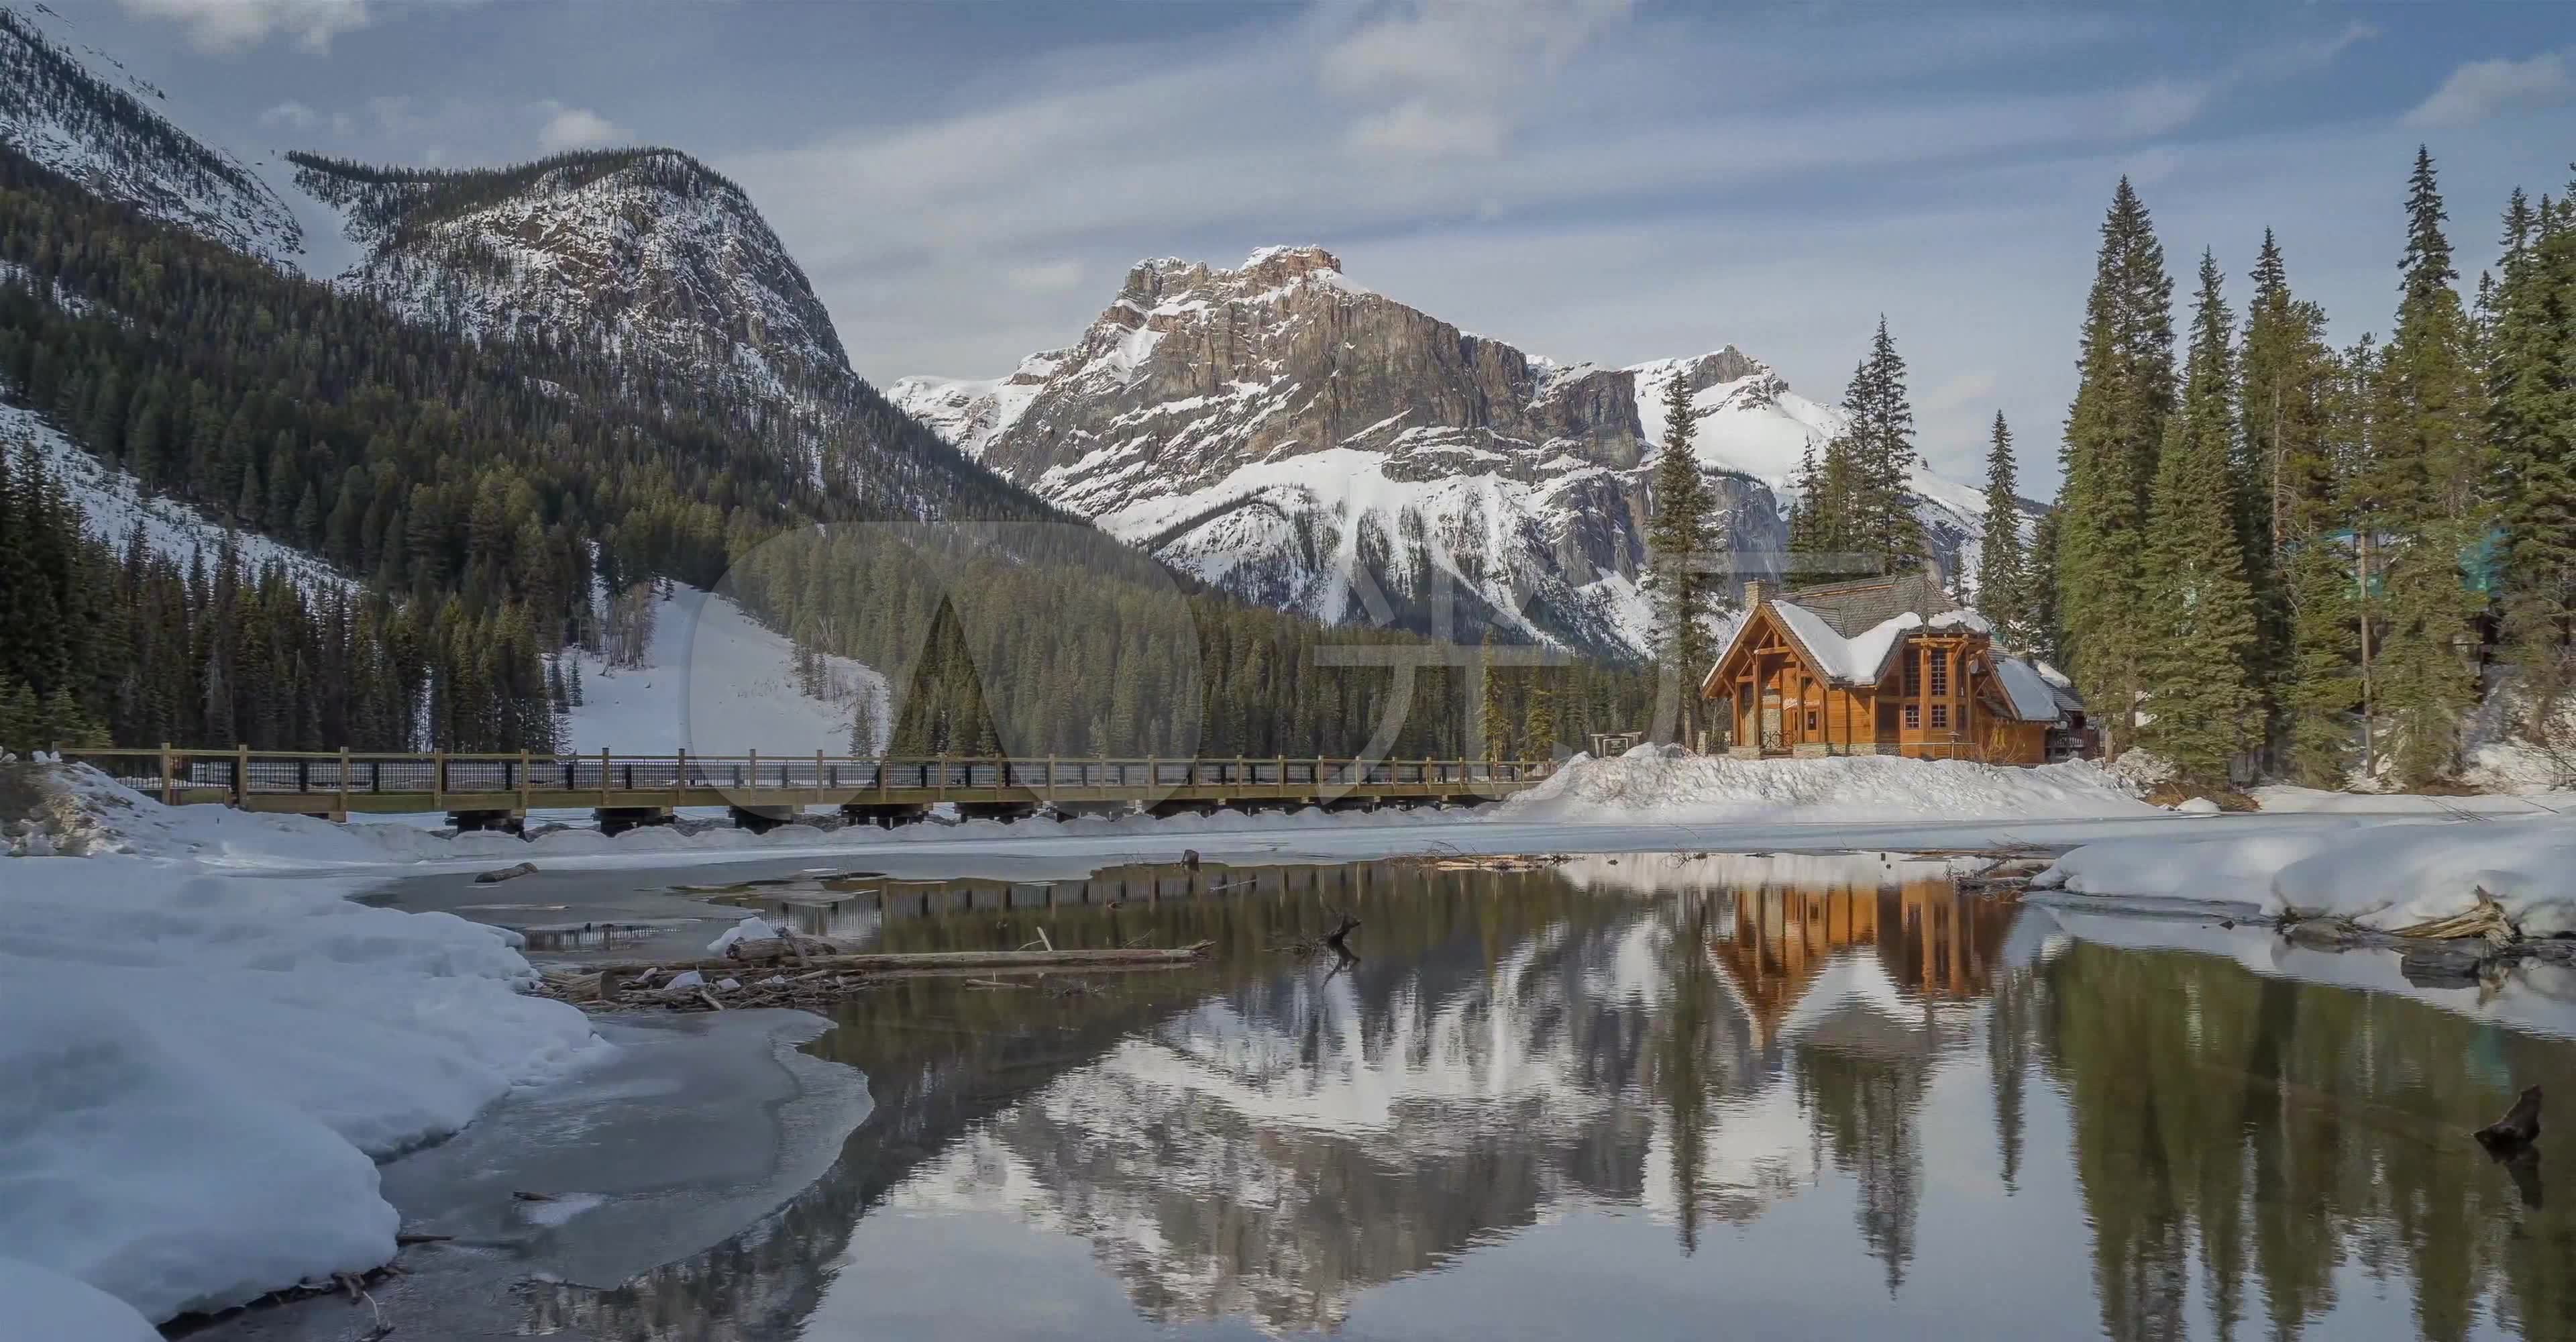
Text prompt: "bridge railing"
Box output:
[[52, 747, 1562, 805]]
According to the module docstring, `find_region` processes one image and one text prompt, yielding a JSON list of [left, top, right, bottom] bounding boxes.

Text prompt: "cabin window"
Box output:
[[1806, 710, 1819, 732], [1931, 703, 1950, 729], [1928, 650, 1949, 696], [1903, 652, 1921, 696], [1904, 703, 1921, 730]]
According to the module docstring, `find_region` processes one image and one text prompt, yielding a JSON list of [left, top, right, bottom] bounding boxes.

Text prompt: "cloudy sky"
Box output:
[[66, 0, 2576, 489]]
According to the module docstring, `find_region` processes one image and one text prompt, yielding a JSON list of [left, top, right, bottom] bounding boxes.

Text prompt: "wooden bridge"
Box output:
[[63, 747, 1562, 833]]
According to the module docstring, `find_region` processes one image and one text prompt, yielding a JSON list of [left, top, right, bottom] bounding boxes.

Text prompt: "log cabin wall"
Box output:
[[1701, 599, 2063, 766]]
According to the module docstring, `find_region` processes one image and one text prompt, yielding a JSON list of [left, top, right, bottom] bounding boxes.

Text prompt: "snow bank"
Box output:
[[2, 776, 602, 1321], [0, 1257, 158, 1342], [1502, 752, 2156, 824], [2033, 815, 2576, 935]]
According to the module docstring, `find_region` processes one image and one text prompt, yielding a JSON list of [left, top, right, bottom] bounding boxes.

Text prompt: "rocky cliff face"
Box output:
[[0, 3, 303, 264], [895, 247, 2013, 658]]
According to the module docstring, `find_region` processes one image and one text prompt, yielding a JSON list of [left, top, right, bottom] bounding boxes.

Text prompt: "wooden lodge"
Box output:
[[1699, 571, 2090, 766]]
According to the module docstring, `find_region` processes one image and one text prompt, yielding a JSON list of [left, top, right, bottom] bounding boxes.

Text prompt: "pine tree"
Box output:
[[2026, 509, 2063, 662], [2055, 177, 2176, 756], [1477, 631, 1513, 760], [2140, 252, 2261, 782], [2487, 179, 2576, 741], [1847, 318, 1928, 575], [1975, 412, 2028, 642], [1522, 672, 1560, 760], [1644, 368, 1723, 740], [2363, 148, 2491, 786]]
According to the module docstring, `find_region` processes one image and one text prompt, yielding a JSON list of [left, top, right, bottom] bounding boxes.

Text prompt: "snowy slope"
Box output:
[[0, 5, 302, 264], [893, 248, 2034, 657], [2, 769, 600, 1322], [4, 399, 347, 590], [558, 585, 886, 755]]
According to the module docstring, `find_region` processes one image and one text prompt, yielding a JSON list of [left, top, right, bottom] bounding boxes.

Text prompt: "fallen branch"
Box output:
[[474, 861, 538, 884]]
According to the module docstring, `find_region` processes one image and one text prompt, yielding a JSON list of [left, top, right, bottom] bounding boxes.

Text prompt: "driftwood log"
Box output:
[[2477, 1085, 2544, 1152], [586, 943, 1215, 977], [474, 862, 538, 884], [1322, 913, 1360, 957]]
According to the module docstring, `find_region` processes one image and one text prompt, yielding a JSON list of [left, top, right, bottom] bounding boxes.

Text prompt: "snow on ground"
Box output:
[[558, 585, 886, 754], [5, 401, 347, 592], [0, 768, 602, 1321], [0, 1256, 158, 1342], [2031, 813, 2576, 935], [1503, 751, 2159, 825]]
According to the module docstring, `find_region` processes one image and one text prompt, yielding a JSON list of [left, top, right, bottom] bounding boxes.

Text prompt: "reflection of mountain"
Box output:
[[837, 858, 2004, 1333]]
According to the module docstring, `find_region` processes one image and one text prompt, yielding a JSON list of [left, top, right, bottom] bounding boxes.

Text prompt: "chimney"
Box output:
[[1743, 579, 1770, 608]]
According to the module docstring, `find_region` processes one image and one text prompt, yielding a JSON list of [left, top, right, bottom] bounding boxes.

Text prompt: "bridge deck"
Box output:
[[61, 748, 1559, 817]]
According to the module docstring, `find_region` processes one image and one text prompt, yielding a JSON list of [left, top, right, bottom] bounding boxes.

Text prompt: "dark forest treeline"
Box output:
[[0, 144, 1648, 758], [0, 447, 553, 752], [2028, 152, 2576, 788]]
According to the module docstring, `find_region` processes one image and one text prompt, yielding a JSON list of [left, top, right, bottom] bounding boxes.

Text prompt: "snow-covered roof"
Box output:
[[1768, 601, 1921, 684], [1993, 656, 2066, 723]]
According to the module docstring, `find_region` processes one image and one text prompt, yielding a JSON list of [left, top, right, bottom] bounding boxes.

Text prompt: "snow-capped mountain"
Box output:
[[894, 247, 2025, 658], [0, 3, 303, 263], [285, 146, 1041, 522], [290, 149, 847, 412]]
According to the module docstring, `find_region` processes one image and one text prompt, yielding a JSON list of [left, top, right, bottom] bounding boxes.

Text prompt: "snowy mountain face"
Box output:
[[291, 149, 849, 415], [284, 146, 1060, 523], [0, 4, 303, 264], [894, 248, 2020, 658]]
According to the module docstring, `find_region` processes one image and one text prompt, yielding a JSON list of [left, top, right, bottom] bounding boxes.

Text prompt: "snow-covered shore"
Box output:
[[2032, 813, 2576, 936], [1, 771, 604, 1325]]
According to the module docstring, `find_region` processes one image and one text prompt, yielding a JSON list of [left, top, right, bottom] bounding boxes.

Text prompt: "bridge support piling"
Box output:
[[955, 801, 1040, 823], [839, 802, 930, 829], [595, 806, 674, 838], [1146, 800, 1218, 820], [449, 809, 523, 835], [729, 805, 800, 834], [1049, 801, 1132, 821]]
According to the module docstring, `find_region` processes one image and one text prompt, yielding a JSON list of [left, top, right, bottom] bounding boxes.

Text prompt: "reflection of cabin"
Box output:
[[1711, 878, 2015, 1048], [1699, 572, 2091, 765]]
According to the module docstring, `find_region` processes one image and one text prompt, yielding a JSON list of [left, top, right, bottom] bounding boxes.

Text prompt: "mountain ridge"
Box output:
[[0, 2, 303, 263], [893, 246, 2025, 658]]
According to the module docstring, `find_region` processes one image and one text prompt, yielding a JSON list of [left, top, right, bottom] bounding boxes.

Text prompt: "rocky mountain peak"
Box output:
[[288, 147, 849, 403], [892, 248, 2023, 659]]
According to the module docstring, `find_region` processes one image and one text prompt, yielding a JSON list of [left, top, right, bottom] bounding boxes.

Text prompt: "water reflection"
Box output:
[[531, 854, 2576, 1341]]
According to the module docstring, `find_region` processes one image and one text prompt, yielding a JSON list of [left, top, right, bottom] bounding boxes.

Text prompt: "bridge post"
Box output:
[[519, 750, 531, 815], [233, 743, 249, 807], [749, 748, 759, 794], [160, 743, 175, 806], [599, 748, 610, 807], [814, 750, 824, 805], [339, 747, 351, 817], [431, 749, 444, 812]]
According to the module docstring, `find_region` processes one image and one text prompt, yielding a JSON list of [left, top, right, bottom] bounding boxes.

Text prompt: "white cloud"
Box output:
[[533, 102, 629, 152], [2404, 51, 2572, 130], [1320, 0, 1634, 159], [1005, 261, 1085, 294], [1919, 371, 2000, 415], [256, 100, 318, 130], [116, 0, 375, 52]]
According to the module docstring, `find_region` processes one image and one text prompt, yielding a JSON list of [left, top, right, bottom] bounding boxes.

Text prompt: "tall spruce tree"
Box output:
[[1849, 317, 1928, 575], [2141, 252, 2261, 782], [2026, 508, 2064, 663], [1975, 411, 2029, 642], [1645, 370, 1722, 740], [2487, 179, 2576, 740], [2364, 148, 2490, 786], [2055, 178, 2176, 756]]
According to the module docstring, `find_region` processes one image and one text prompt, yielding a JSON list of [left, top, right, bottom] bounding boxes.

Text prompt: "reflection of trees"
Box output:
[[513, 854, 2576, 1342], [2038, 941, 2576, 1342]]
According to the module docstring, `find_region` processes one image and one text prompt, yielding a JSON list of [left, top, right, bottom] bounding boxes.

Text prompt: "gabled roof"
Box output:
[[1774, 570, 1957, 637], [1703, 599, 1926, 692]]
